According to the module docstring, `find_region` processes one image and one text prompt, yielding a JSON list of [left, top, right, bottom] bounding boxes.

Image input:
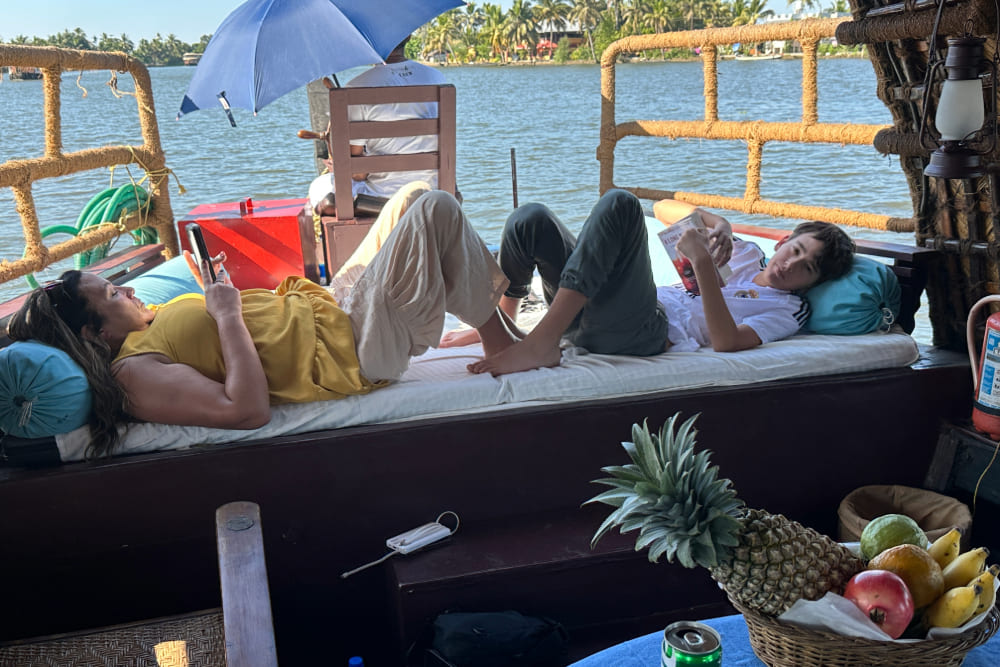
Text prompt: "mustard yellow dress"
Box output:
[[114, 277, 377, 404]]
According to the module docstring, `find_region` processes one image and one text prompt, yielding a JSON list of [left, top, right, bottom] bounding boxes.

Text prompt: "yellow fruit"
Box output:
[[971, 564, 999, 615], [941, 547, 990, 590], [927, 527, 962, 569], [868, 544, 945, 609], [924, 584, 982, 628]]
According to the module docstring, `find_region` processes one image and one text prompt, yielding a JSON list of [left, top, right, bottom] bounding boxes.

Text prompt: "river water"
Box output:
[[0, 58, 922, 335]]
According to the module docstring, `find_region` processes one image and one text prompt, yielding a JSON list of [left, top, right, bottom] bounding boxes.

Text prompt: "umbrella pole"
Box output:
[[510, 147, 518, 210]]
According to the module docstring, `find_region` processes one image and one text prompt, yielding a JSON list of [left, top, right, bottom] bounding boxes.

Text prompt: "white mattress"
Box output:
[[55, 331, 919, 462]]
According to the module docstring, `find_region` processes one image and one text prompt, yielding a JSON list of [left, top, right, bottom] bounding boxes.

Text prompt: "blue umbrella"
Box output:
[[178, 0, 464, 119]]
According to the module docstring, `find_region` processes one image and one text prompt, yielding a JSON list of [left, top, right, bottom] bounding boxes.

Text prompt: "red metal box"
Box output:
[[178, 198, 320, 290]]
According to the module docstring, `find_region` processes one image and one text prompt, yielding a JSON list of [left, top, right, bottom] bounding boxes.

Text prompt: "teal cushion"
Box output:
[[804, 256, 901, 335], [129, 256, 203, 305], [0, 341, 92, 438]]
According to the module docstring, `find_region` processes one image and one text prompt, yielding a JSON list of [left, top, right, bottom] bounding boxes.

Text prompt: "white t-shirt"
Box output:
[[656, 238, 810, 352], [308, 60, 446, 207]]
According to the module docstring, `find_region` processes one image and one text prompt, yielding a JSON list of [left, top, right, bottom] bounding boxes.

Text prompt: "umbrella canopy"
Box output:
[[179, 0, 463, 118]]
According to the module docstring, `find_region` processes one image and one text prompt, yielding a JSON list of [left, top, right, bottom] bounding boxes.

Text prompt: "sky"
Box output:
[[2, 0, 789, 44]]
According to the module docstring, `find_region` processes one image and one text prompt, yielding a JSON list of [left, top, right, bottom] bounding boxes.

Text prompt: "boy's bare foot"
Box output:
[[440, 328, 481, 348], [467, 338, 561, 376]]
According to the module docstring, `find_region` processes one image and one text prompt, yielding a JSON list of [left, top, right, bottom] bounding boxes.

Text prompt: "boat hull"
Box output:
[[0, 354, 973, 664]]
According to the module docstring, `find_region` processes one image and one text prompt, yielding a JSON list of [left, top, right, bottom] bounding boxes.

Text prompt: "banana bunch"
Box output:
[[923, 529, 995, 629]]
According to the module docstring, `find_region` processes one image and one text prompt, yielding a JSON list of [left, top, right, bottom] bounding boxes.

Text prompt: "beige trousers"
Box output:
[[332, 183, 508, 382]]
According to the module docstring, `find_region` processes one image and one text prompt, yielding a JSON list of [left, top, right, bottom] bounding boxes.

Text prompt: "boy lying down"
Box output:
[[444, 189, 856, 377]]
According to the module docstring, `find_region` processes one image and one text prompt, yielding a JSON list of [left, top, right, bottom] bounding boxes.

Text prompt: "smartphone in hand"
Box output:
[[187, 223, 216, 283]]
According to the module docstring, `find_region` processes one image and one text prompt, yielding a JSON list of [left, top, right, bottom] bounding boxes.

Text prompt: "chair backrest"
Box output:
[[327, 83, 457, 222]]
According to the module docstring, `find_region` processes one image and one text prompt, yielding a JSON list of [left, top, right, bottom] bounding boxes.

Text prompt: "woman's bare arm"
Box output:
[[113, 279, 271, 429]]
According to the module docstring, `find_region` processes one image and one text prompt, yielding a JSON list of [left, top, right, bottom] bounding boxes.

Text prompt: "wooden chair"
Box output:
[[0, 501, 277, 666], [311, 83, 457, 277]]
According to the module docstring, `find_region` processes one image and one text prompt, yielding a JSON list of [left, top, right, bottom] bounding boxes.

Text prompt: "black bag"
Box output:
[[352, 193, 390, 217], [426, 610, 569, 667]]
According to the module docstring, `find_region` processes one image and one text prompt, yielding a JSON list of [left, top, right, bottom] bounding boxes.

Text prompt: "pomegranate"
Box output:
[[843, 569, 915, 639]]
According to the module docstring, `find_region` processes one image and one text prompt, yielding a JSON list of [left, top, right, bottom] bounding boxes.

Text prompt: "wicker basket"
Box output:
[[731, 599, 1000, 667]]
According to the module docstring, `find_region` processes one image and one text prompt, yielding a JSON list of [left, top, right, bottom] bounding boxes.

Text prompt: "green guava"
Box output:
[[859, 513, 929, 561]]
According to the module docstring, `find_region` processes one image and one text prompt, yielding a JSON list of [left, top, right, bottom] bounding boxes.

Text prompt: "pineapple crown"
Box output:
[[587, 413, 744, 569]]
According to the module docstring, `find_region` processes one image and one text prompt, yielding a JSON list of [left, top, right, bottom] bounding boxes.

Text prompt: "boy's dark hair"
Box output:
[[788, 220, 855, 285]]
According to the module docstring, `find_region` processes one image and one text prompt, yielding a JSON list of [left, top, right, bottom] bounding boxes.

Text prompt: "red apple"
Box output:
[[843, 569, 915, 639]]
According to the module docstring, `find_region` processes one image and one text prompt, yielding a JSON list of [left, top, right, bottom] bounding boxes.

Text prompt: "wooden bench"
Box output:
[[304, 83, 457, 276]]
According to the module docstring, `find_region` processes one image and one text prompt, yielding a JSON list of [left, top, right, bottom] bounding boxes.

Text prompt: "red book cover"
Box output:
[[657, 211, 731, 295]]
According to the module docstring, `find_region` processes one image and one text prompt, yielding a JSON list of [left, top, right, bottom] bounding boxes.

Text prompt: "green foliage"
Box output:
[[553, 37, 572, 63], [818, 41, 865, 56], [3, 4, 867, 68], [405, 37, 423, 61], [592, 13, 621, 57], [1, 29, 210, 67]]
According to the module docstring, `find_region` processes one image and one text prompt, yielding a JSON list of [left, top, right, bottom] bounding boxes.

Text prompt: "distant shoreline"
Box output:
[[418, 52, 867, 67]]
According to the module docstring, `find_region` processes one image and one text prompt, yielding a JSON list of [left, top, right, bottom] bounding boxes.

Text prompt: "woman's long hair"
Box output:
[[7, 270, 130, 457]]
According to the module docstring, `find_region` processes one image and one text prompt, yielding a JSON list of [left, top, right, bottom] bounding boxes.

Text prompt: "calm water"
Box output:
[[0, 59, 921, 334]]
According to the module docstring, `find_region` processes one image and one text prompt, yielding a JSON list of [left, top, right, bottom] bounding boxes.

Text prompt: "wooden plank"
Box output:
[[925, 427, 961, 491], [349, 118, 440, 139], [351, 152, 440, 173], [216, 501, 277, 667], [341, 84, 451, 106]]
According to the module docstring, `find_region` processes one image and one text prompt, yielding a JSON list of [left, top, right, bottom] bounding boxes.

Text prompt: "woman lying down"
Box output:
[[8, 183, 512, 458]]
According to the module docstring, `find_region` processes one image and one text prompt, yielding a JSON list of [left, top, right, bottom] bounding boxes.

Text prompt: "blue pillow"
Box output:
[[804, 256, 901, 335], [0, 341, 92, 438], [129, 255, 203, 305]]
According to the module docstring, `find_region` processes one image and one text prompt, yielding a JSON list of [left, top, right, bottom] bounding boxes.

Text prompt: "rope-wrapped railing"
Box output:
[[598, 19, 915, 232], [0, 45, 179, 284]]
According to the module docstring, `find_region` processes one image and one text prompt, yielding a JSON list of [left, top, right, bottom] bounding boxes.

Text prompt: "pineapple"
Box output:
[[588, 413, 864, 616]]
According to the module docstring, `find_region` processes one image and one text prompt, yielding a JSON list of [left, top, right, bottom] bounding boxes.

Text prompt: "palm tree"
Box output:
[[458, 2, 486, 59], [481, 3, 509, 61], [534, 0, 570, 44], [788, 0, 820, 12], [505, 0, 539, 61], [96, 33, 135, 54], [425, 12, 462, 62], [569, 0, 605, 62], [732, 0, 774, 26], [645, 0, 672, 33], [49, 28, 93, 50], [621, 0, 651, 36], [644, 0, 672, 56]]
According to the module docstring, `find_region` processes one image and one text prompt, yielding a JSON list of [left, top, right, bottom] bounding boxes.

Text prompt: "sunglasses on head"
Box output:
[[41, 279, 67, 308]]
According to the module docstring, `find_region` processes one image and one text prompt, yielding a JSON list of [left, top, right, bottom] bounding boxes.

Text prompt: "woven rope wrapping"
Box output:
[[597, 18, 907, 231], [0, 44, 179, 284]]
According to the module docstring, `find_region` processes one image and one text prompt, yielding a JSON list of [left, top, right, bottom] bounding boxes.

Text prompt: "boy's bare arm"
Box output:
[[677, 229, 761, 352], [653, 200, 731, 231], [654, 200, 733, 267]]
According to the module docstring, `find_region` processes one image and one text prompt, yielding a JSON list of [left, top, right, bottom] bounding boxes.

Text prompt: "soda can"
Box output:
[[661, 621, 722, 667]]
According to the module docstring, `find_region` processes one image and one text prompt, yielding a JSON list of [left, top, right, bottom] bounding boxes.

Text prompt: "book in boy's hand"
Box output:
[[657, 210, 732, 295]]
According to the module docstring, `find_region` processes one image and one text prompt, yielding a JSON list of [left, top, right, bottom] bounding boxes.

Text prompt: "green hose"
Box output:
[[24, 185, 156, 289], [23, 225, 85, 290], [75, 184, 155, 268]]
